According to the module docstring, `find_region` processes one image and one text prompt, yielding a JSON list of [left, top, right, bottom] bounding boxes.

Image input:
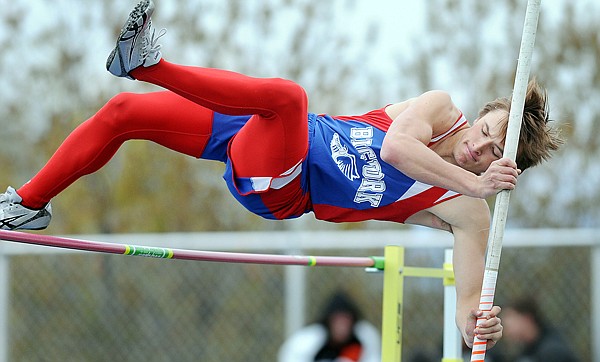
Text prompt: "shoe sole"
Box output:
[[0, 208, 51, 230], [106, 0, 155, 78]]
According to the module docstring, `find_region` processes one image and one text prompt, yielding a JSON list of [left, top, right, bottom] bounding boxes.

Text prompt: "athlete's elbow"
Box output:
[[381, 134, 397, 160], [381, 136, 408, 168]]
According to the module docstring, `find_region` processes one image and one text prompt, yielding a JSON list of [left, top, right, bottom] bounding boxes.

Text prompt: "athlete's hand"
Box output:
[[464, 306, 503, 349], [476, 158, 521, 198]]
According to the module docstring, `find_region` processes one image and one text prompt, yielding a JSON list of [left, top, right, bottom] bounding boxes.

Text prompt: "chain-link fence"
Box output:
[[3, 231, 594, 361]]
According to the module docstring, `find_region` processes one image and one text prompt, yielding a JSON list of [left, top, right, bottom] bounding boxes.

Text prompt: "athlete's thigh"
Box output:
[[113, 91, 215, 157], [229, 112, 309, 177]]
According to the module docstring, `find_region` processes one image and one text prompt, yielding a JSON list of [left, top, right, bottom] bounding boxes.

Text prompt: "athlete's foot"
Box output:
[[0, 187, 52, 230], [106, 0, 166, 79]]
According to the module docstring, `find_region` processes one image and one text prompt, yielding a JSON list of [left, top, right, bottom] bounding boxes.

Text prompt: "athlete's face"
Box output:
[[454, 110, 507, 174]]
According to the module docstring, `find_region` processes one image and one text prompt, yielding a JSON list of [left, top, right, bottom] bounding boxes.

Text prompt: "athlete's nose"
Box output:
[[472, 139, 492, 155]]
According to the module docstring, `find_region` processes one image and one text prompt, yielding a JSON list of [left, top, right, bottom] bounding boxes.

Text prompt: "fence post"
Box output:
[[0, 246, 8, 362], [592, 244, 600, 362], [284, 253, 307, 337]]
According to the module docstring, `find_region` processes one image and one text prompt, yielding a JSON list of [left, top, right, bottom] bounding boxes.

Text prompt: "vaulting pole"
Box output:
[[470, 1, 541, 360]]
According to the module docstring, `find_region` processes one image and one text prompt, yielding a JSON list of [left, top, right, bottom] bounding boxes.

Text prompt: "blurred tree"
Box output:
[[396, 0, 599, 228], [0, 0, 381, 234], [513, 3, 600, 227], [2, 0, 597, 232]]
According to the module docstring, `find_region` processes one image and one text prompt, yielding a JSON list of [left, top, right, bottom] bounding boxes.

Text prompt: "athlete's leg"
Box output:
[[131, 60, 309, 177], [109, 0, 309, 178], [17, 91, 215, 209]]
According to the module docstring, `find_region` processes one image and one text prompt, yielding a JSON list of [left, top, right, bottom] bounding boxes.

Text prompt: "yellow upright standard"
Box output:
[[381, 245, 404, 361]]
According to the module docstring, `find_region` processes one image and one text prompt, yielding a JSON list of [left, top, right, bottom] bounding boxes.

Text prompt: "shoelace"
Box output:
[[0, 189, 15, 204], [140, 22, 167, 61]]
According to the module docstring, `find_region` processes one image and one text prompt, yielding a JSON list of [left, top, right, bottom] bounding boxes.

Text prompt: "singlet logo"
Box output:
[[330, 127, 387, 207], [330, 133, 360, 180]]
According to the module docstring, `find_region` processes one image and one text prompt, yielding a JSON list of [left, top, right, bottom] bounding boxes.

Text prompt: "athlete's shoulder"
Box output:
[[419, 89, 453, 102], [417, 90, 458, 118], [386, 90, 459, 123], [392, 90, 452, 108]]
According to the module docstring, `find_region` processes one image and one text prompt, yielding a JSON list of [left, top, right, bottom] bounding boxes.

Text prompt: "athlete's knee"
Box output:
[[93, 92, 140, 130], [261, 78, 308, 114]]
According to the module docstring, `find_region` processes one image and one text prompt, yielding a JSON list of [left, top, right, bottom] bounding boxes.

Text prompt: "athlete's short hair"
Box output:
[[478, 78, 563, 171]]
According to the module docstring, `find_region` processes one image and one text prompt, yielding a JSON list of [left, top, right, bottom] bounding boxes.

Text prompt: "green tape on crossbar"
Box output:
[[124, 245, 174, 259], [370, 256, 385, 270]]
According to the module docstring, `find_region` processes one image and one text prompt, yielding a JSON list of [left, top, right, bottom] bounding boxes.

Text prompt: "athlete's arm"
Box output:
[[381, 91, 483, 198], [408, 197, 503, 349]]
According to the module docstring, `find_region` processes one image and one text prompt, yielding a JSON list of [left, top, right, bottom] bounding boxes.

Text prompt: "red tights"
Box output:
[[17, 60, 309, 209]]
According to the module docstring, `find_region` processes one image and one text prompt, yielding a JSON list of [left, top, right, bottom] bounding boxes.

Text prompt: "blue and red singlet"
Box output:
[[205, 107, 468, 223]]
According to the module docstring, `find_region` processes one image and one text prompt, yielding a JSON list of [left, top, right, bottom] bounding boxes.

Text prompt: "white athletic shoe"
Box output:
[[0, 187, 52, 230], [106, 0, 166, 79]]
